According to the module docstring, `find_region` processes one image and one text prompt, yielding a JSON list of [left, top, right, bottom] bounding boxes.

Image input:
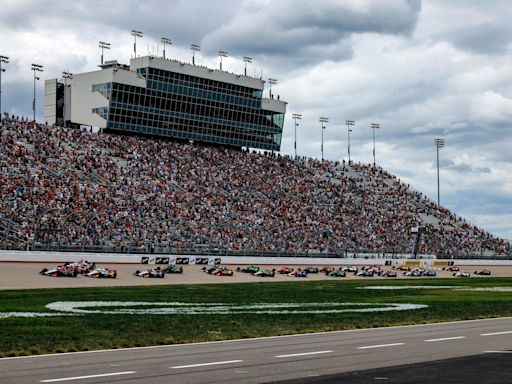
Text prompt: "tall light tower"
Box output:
[[0, 55, 8, 116], [161, 37, 172, 59], [345, 120, 355, 163], [191, 44, 201, 65], [62, 71, 73, 127], [243, 56, 252, 76], [292, 113, 302, 159], [131, 29, 143, 58], [218, 50, 228, 71], [319, 117, 329, 162], [268, 78, 277, 98], [434, 138, 445, 206], [31, 63, 43, 122], [99, 41, 110, 66], [371, 123, 380, 167]]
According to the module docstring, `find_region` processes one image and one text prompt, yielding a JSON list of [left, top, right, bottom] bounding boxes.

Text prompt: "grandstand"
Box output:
[[1, 113, 510, 259]]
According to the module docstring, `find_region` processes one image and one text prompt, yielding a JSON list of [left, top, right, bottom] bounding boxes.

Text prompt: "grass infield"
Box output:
[[1, 278, 512, 357]]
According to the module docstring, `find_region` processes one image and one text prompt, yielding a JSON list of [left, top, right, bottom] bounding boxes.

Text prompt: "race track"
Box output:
[[1, 263, 511, 290], [1, 317, 511, 383]]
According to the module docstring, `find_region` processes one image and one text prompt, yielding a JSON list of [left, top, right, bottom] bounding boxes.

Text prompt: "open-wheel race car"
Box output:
[[342, 266, 359, 273], [453, 271, 470, 278], [253, 269, 275, 277], [288, 269, 308, 278], [133, 268, 165, 278], [236, 265, 260, 274], [39, 266, 78, 278], [68, 260, 96, 274], [303, 266, 319, 274], [403, 269, 423, 277], [474, 269, 491, 276], [320, 266, 335, 274], [326, 269, 346, 278], [381, 270, 397, 278], [162, 265, 183, 274], [356, 269, 375, 277], [85, 268, 117, 278], [202, 265, 220, 274], [211, 267, 234, 276], [276, 266, 294, 274]]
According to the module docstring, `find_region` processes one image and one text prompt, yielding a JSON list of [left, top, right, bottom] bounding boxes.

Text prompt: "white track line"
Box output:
[[40, 371, 135, 382], [275, 350, 333, 358], [357, 343, 404, 350], [170, 360, 242, 369], [2, 317, 511, 361], [483, 350, 512, 354], [425, 336, 466, 342], [481, 331, 512, 336]]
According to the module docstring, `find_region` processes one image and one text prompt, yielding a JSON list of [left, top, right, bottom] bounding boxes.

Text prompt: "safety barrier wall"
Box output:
[[0, 250, 511, 266]]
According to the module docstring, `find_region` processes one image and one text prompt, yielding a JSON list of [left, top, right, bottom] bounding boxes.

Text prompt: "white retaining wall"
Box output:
[[0, 250, 510, 266]]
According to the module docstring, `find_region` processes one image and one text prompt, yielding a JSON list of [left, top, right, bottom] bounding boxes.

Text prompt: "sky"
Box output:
[[1, 0, 511, 240]]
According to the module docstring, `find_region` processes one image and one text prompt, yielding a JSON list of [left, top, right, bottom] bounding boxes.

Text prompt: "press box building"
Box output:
[[44, 56, 287, 151]]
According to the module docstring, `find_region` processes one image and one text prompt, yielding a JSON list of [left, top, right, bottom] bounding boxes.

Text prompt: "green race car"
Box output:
[[236, 265, 260, 274], [162, 265, 183, 274]]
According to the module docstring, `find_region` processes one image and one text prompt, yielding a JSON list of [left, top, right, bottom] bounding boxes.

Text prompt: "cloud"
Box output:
[[435, 159, 491, 174], [201, 0, 422, 65], [445, 22, 512, 55]]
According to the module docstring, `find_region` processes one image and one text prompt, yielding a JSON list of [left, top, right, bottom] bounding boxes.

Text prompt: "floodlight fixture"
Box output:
[[371, 123, 380, 167], [0, 55, 9, 116], [345, 120, 355, 163], [218, 50, 228, 70], [434, 138, 445, 206], [161, 37, 172, 59], [243, 56, 252, 76], [292, 113, 302, 159], [268, 78, 277, 98], [319, 117, 329, 162], [191, 44, 201, 65], [131, 29, 143, 58], [31, 63, 44, 122], [99, 41, 110, 66]]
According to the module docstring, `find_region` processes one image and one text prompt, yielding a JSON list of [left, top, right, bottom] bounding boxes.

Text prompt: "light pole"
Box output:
[[0, 55, 8, 117], [292, 113, 302, 159], [131, 29, 143, 58], [268, 78, 277, 98], [434, 138, 445, 206], [218, 50, 228, 71], [161, 37, 171, 59], [99, 41, 110, 66], [371, 123, 380, 167], [62, 71, 73, 127], [243, 56, 252, 76], [319, 117, 329, 162], [345, 120, 355, 163], [191, 44, 201, 65], [31, 63, 43, 122]]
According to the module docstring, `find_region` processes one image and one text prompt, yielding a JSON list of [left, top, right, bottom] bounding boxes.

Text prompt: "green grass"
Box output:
[[1, 278, 512, 357]]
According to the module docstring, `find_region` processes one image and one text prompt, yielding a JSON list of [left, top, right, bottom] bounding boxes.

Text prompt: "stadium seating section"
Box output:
[[1, 114, 510, 258]]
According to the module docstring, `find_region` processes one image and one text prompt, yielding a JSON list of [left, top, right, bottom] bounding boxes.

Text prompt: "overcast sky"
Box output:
[[1, 0, 511, 240]]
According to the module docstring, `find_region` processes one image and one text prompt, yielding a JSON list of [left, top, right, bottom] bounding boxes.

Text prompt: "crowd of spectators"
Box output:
[[1, 113, 510, 257]]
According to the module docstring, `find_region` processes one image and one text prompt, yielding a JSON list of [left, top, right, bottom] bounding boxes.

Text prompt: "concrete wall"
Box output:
[[0, 250, 509, 266], [44, 79, 57, 125], [68, 69, 146, 128]]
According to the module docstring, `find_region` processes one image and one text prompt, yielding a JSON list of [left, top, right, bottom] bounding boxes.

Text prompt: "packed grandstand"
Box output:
[[1, 113, 510, 258]]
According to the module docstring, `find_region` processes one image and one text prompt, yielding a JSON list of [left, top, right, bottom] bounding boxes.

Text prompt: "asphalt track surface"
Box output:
[[1, 317, 511, 384], [275, 352, 512, 383]]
